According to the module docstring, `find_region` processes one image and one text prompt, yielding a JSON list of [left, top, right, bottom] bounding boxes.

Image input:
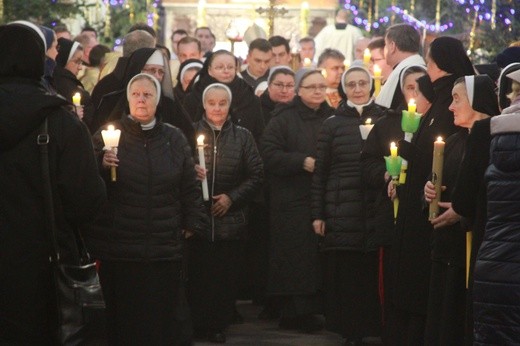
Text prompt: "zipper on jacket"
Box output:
[[144, 138, 153, 258], [210, 129, 221, 242]]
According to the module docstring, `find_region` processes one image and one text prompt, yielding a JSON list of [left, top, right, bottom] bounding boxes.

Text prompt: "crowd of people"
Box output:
[[1, 8, 520, 346]]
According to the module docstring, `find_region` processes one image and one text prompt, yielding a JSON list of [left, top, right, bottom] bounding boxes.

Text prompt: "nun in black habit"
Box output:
[[386, 36, 475, 345], [423, 75, 499, 346], [90, 48, 195, 149], [173, 58, 203, 104], [182, 50, 264, 142]]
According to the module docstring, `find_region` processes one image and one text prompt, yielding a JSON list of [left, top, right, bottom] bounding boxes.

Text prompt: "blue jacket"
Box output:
[[473, 103, 520, 344]]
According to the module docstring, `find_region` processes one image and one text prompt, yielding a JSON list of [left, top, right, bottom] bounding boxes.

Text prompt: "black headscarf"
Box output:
[[496, 47, 520, 68], [416, 74, 435, 103], [464, 75, 500, 116], [0, 23, 45, 80], [56, 38, 81, 68], [429, 37, 475, 78]]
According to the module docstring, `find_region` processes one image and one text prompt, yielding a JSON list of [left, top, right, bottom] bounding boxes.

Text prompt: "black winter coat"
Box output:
[[183, 74, 264, 142], [311, 100, 386, 251], [261, 96, 334, 295], [360, 110, 402, 247], [194, 119, 263, 241], [260, 89, 277, 126], [0, 78, 106, 339], [391, 74, 460, 315], [86, 116, 207, 261], [473, 106, 520, 345]]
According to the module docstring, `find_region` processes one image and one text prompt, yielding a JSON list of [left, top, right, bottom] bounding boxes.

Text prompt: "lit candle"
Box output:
[[303, 58, 312, 67], [197, 135, 209, 201], [429, 136, 445, 220], [321, 69, 327, 78], [363, 48, 371, 67], [72, 92, 81, 106], [359, 118, 374, 140], [343, 59, 350, 70], [408, 98, 417, 115], [197, 0, 207, 27], [390, 141, 398, 157], [373, 64, 382, 97], [101, 124, 121, 182]]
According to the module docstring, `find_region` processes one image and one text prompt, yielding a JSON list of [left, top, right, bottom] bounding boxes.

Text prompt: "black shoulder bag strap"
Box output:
[[37, 117, 61, 262]]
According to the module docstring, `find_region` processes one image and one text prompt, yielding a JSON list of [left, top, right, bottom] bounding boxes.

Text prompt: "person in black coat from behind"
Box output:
[[189, 83, 263, 343], [183, 50, 265, 143], [87, 73, 207, 345], [0, 22, 106, 344], [311, 63, 386, 343], [386, 36, 475, 345], [261, 69, 334, 333], [423, 75, 499, 345], [91, 48, 195, 149]]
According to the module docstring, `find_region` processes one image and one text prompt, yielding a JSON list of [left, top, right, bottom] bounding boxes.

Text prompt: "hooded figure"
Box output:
[[91, 47, 195, 149], [173, 58, 203, 103], [0, 22, 106, 343]]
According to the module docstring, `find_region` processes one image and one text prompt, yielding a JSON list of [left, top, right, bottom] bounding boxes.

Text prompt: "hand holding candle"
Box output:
[[359, 118, 374, 140], [385, 142, 402, 219], [101, 125, 121, 182], [197, 135, 210, 201], [429, 136, 445, 220]]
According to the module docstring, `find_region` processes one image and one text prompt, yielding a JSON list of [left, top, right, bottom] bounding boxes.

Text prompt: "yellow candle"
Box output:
[[197, 135, 209, 201], [408, 98, 417, 114], [373, 64, 382, 97], [363, 48, 371, 67], [390, 141, 398, 157], [72, 92, 81, 106], [429, 136, 445, 220], [303, 58, 312, 67]]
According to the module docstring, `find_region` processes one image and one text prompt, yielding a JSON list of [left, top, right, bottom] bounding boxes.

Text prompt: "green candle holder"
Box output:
[[401, 110, 422, 134], [385, 155, 403, 178]]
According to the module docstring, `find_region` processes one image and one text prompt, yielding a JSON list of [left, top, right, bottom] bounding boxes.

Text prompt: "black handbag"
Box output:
[[38, 118, 106, 345]]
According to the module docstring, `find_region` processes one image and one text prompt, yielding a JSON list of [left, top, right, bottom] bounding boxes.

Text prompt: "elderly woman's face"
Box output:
[[65, 49, 83, 76], [298, 72, 327, 109], [204, 88, 230, 127], [208, 54, 236, 84], [344, 70, 371, 105], [449, 82, 475, 128], [128, 78, 158, 125]]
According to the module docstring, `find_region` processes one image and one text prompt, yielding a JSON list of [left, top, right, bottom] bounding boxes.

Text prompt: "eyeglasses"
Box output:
[[345, 80, 370, 90], [211, 65, 236, 72], [71, 59, 83, 66], [142, 67, 165, 77], [271, 82, 295, 91], [299, 84, 327, 92]]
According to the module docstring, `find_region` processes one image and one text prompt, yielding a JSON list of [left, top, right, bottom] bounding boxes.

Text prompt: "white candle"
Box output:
[[197, 135, 209, 201], [101, 124, 121, 182]]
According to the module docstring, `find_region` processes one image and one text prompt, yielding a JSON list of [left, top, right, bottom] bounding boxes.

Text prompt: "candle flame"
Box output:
[[197, 135, 205, 146], [303, 58, 312, 67], [365, 118, 372, 125], [364, 48, 370, 56], [437, 136, 443, 142], [409, 99, 416, 106], [391, 141, 396, 148], [321, 69, 327, 78], [302, 1, 309, 9], [107, 124, 115, 131], [373, 64, 381, 73]]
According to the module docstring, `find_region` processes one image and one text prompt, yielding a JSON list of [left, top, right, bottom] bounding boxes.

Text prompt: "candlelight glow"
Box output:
[[436, 136, 443, 142], [197, 135, 205, 146], [365, 118, 372, 125]]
